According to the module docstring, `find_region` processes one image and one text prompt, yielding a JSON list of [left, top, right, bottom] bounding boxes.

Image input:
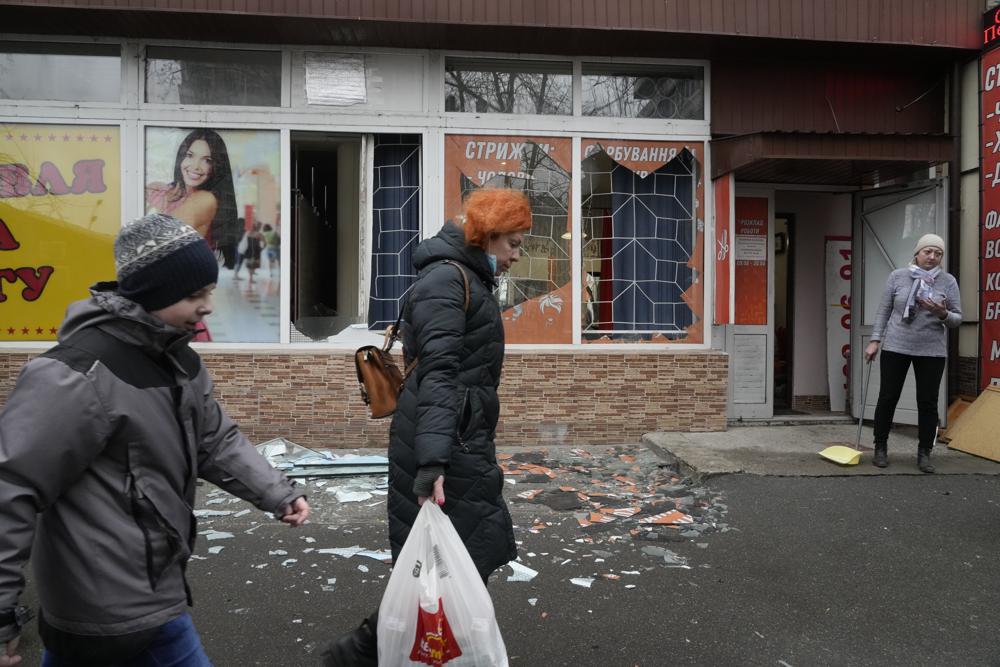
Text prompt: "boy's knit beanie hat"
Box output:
[[114, 213, 219, 311]]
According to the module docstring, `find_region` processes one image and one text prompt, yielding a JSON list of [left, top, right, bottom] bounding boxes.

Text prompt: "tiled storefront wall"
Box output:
[[792, 395, 833, 413], [958, 356, 978, 398], [0, 350, 728, 448]]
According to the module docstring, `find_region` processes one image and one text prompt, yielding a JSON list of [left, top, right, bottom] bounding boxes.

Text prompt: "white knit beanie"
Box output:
[[912, 233, 945, 256]]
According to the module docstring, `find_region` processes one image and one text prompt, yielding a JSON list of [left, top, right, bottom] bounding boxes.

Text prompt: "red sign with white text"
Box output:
[[734, 197, 768, 325], [981, 46, 1000, 389], [713, 175, 732, 325]]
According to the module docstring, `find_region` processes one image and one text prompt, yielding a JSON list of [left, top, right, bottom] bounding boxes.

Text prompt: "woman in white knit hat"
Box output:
[[863, 233, 962, 472]]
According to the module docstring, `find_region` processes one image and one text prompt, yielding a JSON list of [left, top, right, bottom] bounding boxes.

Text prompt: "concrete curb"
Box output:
[[642, 424, 1000, 478]]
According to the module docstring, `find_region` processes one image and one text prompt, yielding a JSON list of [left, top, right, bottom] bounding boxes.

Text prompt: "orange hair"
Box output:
[[461, 188, 532, 248]]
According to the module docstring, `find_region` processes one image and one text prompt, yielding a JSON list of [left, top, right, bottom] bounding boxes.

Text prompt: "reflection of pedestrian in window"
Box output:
[[261, 223, 280, 275], [146, 129, 240, 268], [244, 222, 264, 285]]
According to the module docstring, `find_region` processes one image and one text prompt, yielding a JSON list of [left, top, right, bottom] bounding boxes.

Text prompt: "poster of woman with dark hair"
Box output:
[[145, 126, 280, 343]]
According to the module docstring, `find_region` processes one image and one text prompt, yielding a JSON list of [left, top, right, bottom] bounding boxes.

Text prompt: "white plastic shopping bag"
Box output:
[[377, 502, 508, 666]]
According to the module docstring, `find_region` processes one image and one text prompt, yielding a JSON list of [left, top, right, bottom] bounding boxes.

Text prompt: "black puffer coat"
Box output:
[[387, 221, 517, 579]]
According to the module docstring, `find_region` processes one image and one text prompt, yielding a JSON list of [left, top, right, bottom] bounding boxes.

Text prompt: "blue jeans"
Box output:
[[42, 613, 212, 667]]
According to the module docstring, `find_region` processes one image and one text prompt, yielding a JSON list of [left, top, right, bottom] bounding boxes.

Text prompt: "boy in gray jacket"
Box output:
[[0, 214, 310, 666]]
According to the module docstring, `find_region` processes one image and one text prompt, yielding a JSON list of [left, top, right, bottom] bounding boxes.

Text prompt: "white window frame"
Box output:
[[0, 34, 714, 352]]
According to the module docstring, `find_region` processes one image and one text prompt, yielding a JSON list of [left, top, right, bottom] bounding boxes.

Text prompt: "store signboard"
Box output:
[[981, 16, 1000, 389], [734, 196, 768, 325], [1, 123, 120, 341], [444, 134, 572, 343], [825, 237, 852, 412], [713, 174, 732, 325]]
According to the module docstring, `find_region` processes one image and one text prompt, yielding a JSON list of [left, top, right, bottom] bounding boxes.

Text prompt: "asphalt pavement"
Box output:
[[10, 425, 1000, 666]]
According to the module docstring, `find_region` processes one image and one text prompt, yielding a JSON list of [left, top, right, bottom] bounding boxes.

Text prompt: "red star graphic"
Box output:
[[49, 134, 56, 141], [63, 134, 71, 141], [35, 327, 43, 334], [6, 328, 14, 335], [76, 135, 84, 142], [34, 134, 42, 141], [90, 135, 98, 142], [20, 134, 28, 141], [105, 135, 113, 142], [21, 327, 29, 334], [49, 327, 58, 335], [4, 133, 12, 140]]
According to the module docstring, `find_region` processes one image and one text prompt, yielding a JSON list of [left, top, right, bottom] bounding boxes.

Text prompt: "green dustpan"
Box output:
[[819, 360, 872, 466]]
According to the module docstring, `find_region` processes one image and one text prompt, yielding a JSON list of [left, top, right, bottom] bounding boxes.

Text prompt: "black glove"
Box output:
[[412, 466, 445, 498], [0, 606, 31, 643]]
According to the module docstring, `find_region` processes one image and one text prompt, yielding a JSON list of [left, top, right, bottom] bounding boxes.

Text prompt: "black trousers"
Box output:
[[872, 349, 946, 450]]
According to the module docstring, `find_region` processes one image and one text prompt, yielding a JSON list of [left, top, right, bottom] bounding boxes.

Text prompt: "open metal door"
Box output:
[[851, 181, 948, 424]]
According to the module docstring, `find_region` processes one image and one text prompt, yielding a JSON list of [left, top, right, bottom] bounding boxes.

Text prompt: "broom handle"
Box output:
[[856, 359, 873, 450]]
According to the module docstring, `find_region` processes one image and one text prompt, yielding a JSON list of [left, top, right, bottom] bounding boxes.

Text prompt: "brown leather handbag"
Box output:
[[354, 260, 470, 419]]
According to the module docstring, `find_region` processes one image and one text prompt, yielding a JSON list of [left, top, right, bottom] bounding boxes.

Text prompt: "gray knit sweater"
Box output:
[[871, 267, 961, 357]]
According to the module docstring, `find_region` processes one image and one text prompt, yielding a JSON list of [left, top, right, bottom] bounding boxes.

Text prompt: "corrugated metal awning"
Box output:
[[710, 132, 954, 187], [0, 0, 984, 51], [0, 1, 982, 60]]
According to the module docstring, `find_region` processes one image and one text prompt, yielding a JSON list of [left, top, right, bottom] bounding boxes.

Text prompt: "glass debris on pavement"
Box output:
[[500, 445, 727, 540], [256, 437, 389, 477], [189, 443, 729, 626], [498, 445, 729, 593]]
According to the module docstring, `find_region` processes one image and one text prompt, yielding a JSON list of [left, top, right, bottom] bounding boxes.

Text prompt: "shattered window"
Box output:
[[582, 63, 704, 120], [444, 135, 573, 343], [580, 139, 706, 344], [444, 58, 572, 115]]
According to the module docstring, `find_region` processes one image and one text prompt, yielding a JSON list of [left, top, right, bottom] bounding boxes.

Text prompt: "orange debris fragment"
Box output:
[[639, 510, 694, 525]]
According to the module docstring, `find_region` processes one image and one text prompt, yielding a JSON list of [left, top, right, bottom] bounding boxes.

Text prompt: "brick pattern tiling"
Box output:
[[958, 356, 978, 398], [0, 350, 728, 448], [792, 394, 832, 413]]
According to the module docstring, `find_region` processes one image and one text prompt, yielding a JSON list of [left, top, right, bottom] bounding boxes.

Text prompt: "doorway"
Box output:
[[773, 213, 794, 412], [290, 132, 361, 341]]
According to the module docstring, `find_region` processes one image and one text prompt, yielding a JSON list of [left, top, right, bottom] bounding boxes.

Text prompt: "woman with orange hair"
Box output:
[[324, 188, 531, 666]]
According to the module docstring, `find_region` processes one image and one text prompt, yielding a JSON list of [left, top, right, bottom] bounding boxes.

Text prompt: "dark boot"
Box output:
[[917, 448, 935, 474], [322, 612, 378, 667], [872, 442, 888, 468]]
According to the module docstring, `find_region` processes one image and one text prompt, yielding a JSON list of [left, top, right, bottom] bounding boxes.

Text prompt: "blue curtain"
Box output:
[[368, 134, 421, 329], [609, 149, 696, 335]]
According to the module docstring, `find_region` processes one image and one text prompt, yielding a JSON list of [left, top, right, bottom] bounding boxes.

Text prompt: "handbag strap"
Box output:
[[383, 259, 472, 362], [440, 259, 471, 312]]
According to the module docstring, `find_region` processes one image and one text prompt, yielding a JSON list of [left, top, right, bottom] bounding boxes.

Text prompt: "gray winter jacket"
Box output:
[[0, 286, 300, 644], [871, 267, 962, 357]]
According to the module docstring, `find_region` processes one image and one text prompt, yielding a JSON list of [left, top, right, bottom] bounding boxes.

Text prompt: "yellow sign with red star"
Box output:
[[1, 123, 120, 341]]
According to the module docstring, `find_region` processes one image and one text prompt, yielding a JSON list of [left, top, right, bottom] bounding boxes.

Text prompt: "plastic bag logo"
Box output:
[[409, 598, 463, 665]]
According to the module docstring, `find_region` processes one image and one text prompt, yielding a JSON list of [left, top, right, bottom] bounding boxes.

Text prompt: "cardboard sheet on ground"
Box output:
[[944, 386, 1000, 463]]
